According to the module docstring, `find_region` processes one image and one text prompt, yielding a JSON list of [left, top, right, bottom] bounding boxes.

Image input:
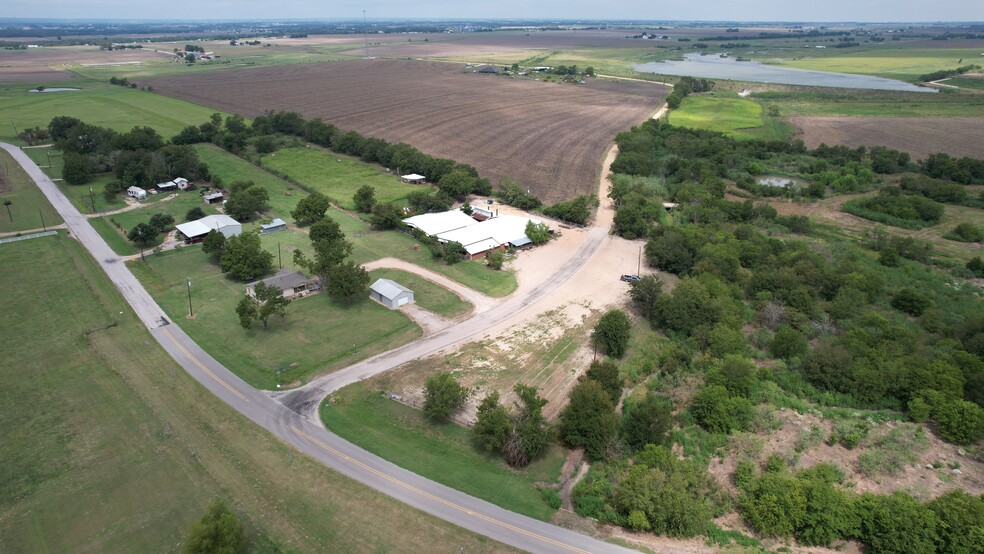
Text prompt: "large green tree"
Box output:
[[235, 282, 291, 330], [423, 372, 470, 421], [127, 222, 159, 246], [353, 184, 376, 213], [558, 379, 619, 461], [326, 260, 369, 304], [290, 191, 331, 225], [293, 237, 353, 288], [183, 499, 246, 554], [220, 232, 273, 281], [593, 309, 632, 358], [472, 391, 511, 451]]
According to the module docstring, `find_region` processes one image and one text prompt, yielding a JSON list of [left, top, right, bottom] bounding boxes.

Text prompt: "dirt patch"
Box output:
[[145, 59, 665, 203], [790, 116, 984, 161], [708, 409, 984, 501]]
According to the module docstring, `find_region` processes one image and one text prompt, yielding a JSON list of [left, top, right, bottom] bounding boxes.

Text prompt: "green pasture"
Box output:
[[943, 76, 984, 91], [260, 146, 421, 210], [0, 80, 220, 144], [92, 193, 221, 255], [771, 48, 984, 82], [369, 267, 473, 318], [130, 245, 421, 389], [194, 143, 307, 216], [322, 382, 567, 521], [753, 88, 984, 118], [0, 150, 62, 233], [668, 95, 794, 141], [0, 233, 512, 553]]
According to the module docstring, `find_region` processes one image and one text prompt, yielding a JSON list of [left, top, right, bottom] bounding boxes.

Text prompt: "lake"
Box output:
[[634, 53, 935, 93]]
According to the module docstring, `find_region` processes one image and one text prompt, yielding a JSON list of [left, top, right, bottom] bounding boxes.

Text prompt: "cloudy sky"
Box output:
[[2, 0, 983, 22]]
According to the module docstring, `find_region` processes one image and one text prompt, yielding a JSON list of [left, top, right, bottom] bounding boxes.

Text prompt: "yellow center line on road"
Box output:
[[160, 326, 248, 401], [289, 425, 593, 554]]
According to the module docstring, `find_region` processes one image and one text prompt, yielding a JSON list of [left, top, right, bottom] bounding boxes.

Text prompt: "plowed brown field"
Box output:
[[145, 59, 665, 202], [791, 116, 984, 161]]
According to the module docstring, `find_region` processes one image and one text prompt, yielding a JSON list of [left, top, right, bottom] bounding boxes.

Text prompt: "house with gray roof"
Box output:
[[369, 278, 414, 309], [246, 269, 314, 300]]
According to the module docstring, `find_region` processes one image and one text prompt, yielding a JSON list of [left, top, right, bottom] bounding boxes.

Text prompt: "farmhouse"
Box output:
[[246, 269, 313, 300], [401, 173, 427, 184], [260, 218, 287, 234], [369, 278, 414, 309], [126, 186, 147, 200], [203, 191, 224, 204], [175, 214, 242, 243], [403, 209, 540, 259]]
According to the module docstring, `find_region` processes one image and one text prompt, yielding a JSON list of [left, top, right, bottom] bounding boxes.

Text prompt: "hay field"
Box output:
[[145, 59, 665, 202], [790, 116, 984, 160]]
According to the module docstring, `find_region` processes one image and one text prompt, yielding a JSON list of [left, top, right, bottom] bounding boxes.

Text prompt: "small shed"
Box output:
[[260, 218, 287, 234], [127, 186, 147, 200], [401, 173, 427, 184], [478, 66, 500, 74], [173, 177, 190, 190], [246, 269, 312, 300], [203, 191, 224, 204], [369, 278, 414, 309], [157, 180, 178, 192]]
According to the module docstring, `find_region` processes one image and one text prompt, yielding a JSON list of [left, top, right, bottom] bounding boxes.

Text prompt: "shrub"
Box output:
[[739, 472, 806, 537], [944, 222, 983, 243], [538, 487, 562, 510], [928, 490, 984, 554], [183, 499, 246, 554], [855, 492, 937, 554], [593, 309, 632, 359], [558, 379, 619, 461], [186, 206, 206, 221], [891, 287, 931, 316], [935, 399, 984, 444], [543, 194, 596, 225], [690, 385, 752, 434], [620, 393, 672, 451], [770, 325, 808, 360], [422, 372, 469, 421]]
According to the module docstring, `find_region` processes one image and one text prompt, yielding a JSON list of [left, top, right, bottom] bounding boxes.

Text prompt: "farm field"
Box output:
[[0, 80, 221, 144], [260, 145, 422, 210], [668, 95, 793, 141], [0, 149, 62, 233], [321, 382, 567, 522], [130, 245, 422, 389], [0, 45, 171, 83], [771, 47, 984, 82], [369, 267, 473, 318], [789, 116, 984, 160], [144, 58, 666, 203], [0, 233, 512, 554]]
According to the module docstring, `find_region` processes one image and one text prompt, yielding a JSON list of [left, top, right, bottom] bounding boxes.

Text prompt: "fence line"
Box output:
[[0, 230, 58, 245]]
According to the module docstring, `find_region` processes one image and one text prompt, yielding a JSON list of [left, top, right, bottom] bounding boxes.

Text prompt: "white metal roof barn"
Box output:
[[370, 278, 414, 309]]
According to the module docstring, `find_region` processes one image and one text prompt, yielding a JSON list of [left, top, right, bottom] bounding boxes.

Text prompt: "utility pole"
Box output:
[[638, 245, 642, 275], [363, 10, 369, 59], [39, 208, 46, 231], [3, 199, 12, 222], [46, 151, 51, 168], [278, 241, 282, 269], [89, 185, 96, 213], [186, 277, 194, 317]]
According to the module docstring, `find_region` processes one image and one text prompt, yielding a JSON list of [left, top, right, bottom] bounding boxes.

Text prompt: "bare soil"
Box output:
[[144, 59, 665, 202], [790, 116, 984, 161]]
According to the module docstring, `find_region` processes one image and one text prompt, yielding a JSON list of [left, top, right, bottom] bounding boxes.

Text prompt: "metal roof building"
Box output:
[[369, 278, 414, 309], [260, 218, 287, 234], [403, 209, 478, 236], [246, 269, 313, 299], [176, 214, 242, 242]]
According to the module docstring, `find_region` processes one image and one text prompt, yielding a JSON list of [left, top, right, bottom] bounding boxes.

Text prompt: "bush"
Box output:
[[855, 492, 938, 554], [538, 487, 562, 510], [186, 207, 206, 221], [543, 195, 596, 225], [891, 287, 931, 316], [739, 472, 806, 537], [183, 499, 246, 554], [935, 399, 984, 444], [928, 490, 984, 554], [620, 393, 672, 451], [353, 184, 376, 213], [558, 380, 618, 461], [593, 309, 632, 358], [690, 385, 752, 434], [422, 372, 469, 421], [770, 325, 808, 360], [944, 222, 983, 243], [843, 190, 944, 229], [485, 249, 504, 270]]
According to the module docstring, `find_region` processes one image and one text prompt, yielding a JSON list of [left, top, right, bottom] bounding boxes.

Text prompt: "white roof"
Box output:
[[370, 278, 412, 300], [157, 180, 177, 188], [402, 173, 426, 180], [261, 218, 286, 229], [127, 186, 145, 193], [464, 239, 500, 255], [176, 214, 240, 238], [403, 209, 478, 236], [437, 215, 534, 251]]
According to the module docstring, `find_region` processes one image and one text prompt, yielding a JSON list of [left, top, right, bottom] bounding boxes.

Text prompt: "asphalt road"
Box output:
[[3, 142, 636, 554]]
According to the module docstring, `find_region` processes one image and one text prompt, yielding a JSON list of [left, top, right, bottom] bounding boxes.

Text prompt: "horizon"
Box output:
[[2, 16, 984, 24]]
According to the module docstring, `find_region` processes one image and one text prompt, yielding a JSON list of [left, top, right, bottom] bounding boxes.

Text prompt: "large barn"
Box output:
[[175, 214, 242, 244], [403, 209, 540, 259]]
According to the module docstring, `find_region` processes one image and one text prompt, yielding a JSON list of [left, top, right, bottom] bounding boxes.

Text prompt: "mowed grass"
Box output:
[[21, 147, 130, 213], [0, 150, 62, 233], [369, 267, 473, 318], [944, 76, 984, 91], [93, 193, 221, 255], [669, 96, 762, 138], [193, 143, 307, 216], [130, 245, 421, 389], [322, 382, 567, 521], [0, 233, 515, 553], [0, 80, 221, 144], [260, 145, 422, 210]]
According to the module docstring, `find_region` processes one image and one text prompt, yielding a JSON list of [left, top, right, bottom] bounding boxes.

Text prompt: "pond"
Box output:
[[28, 87, 81, 93], [634, 53, 935, 93], [756, 175, 808, 188]]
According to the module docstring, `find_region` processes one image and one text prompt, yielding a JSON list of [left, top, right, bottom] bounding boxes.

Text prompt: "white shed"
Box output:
[[369, 278, 414, 309], [175, 214, 242, 243]]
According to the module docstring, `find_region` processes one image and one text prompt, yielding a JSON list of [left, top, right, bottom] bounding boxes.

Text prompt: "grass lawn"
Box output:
[[753, 88, 984, 118], [193, 143, 307, 217], [0, 80, 221, 144], [0, 150, 62, 233], [92, 193, 222, 255], [322, 382, 567, 521], [0, 232, 513, 553], [260, 145, 422, 210], [771, 48, 984, 82], [369, 267, 473, 318], [669, 96, 759, 138], [943, 76, 984, 91], [20, 148, 131, 213], [130, 245, 422, 389]]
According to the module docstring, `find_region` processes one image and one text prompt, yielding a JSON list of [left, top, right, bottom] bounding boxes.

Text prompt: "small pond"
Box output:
[[28, 87, 81, 93], [756, 175, 808, 188], [634, 53, 935, 93]]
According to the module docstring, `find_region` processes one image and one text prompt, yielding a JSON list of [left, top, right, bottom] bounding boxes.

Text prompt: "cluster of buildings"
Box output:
[[403, 208, 541, 260], [126, 177, 191, 200]]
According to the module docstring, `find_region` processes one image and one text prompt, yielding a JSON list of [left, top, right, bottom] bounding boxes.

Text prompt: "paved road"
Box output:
[[2, 142, 636, 554]]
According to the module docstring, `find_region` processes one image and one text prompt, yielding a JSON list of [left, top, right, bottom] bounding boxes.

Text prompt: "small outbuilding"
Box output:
[[246, 269, 313, 300], [260, 218, 287, 234], [127, 186, 147, 200], [175, 214, 242, 243], [478, 66, 500, 74], [203, 191, 224, 204], [369, 278, 414, 309], [401, 173, 427, 184], [156, 180, 179, 192], [174, 177, 191, 190]]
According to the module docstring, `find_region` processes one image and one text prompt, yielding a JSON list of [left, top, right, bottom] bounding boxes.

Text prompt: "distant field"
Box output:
[[790, 116, 984, 160], [0, 80, 221, 144], [260, 145, 422, 210], [770, 47, 984, 82], [0, 234, 512, 553], [944, 76, 984, 90], [668, 95, 792, 141], [0, 149, 62, 233], [145, 59, 665, 203]]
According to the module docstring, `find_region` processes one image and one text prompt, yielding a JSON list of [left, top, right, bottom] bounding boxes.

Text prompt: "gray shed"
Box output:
[[369, 278, 414, 309], [260, 218, 287, 234]]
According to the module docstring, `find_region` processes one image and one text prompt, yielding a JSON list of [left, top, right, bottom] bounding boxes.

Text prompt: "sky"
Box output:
[[2, 0, 983, 23]]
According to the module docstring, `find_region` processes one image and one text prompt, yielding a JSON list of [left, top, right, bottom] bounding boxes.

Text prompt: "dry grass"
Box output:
[[790, 116, 984, 161]]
